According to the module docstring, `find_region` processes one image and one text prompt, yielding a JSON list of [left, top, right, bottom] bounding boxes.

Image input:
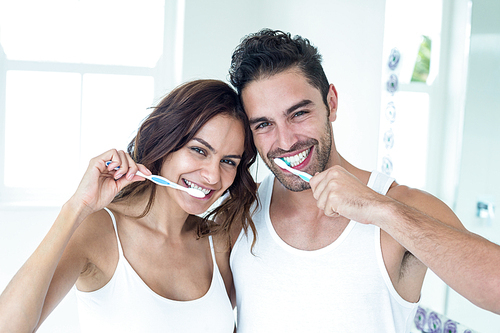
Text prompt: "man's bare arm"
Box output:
[[311, 165, 500, 314]]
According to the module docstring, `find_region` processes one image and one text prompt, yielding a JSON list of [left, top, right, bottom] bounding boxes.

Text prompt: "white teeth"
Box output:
[[282, 148, 310, 168], [183, 180, 211, 195]]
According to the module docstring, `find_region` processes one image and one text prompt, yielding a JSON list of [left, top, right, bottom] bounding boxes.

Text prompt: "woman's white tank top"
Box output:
[[75, 208, 234, 333], [230, 171, 419, 332]]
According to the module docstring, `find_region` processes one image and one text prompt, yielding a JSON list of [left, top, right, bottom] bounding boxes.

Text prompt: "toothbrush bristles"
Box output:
[[274, 158, 289, 168]]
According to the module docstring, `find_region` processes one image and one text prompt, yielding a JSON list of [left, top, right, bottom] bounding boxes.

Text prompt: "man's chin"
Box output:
[[274, 174, 311, 192]]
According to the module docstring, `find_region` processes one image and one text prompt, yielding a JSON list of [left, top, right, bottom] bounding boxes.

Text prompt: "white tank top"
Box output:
[[230, 171, 419, 332], [75, 208, 234, 333]]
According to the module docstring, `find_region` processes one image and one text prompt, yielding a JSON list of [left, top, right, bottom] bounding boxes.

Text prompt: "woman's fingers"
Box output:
[[99, 149, 151, 183], [137, 163, 152, 177], [112, 150, 129, 180], [123, 151, 147, 181], [102, 149, 123, 173]]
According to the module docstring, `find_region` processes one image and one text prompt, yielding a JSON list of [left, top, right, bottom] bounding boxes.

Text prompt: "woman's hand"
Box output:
[[68, 149, 151, 217]]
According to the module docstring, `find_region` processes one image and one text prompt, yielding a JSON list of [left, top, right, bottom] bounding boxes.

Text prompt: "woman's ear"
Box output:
[[327, 84, 338, 122]]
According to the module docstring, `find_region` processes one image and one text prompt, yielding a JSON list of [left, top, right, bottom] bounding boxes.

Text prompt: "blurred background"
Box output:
[[0, 0, 498, 331]]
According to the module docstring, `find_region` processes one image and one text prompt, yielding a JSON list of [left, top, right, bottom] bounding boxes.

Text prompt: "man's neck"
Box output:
[[269, 175, 350, 251]]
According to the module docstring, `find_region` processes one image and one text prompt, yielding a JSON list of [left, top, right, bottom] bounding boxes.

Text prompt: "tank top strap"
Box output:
[[103, 207, 124, 257], [257, 174, 274, 214], [207, 235, 217, 268], [367, 171, 395, 195]]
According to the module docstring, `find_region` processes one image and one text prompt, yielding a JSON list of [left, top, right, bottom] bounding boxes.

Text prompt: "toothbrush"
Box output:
[[274, 158, 312, 182], [105, 161, 205, 198]]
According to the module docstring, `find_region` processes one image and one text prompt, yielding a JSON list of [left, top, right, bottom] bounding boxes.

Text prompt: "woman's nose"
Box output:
[[200, 160, 220, 185]]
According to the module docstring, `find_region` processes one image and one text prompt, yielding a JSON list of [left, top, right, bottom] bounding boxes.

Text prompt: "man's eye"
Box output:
[[256, 122, 270, 130], [294, 110, 306, 117]]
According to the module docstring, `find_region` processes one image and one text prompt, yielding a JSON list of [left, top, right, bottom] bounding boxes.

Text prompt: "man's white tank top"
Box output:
[[75, 208, 234, 333], [230, 171, 419, 332]]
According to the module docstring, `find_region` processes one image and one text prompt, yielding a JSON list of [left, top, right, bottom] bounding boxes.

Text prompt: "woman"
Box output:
[[0, 79, 257, 332]]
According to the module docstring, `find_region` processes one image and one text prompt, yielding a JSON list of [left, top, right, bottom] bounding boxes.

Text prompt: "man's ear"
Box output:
[[327, 84, 338, 122]]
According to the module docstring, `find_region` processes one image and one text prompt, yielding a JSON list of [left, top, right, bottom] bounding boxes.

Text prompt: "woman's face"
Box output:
[[161, 114, 245, 215]]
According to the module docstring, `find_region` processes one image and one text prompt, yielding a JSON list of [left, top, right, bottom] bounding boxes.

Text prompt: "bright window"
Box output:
[[0, 0, 176, 206], [80, 74, 154, 164], [379, 0, 443, 191], [0, 0, 165, 67], [4, 71, 81, 189], [378, 92, 430, 189]]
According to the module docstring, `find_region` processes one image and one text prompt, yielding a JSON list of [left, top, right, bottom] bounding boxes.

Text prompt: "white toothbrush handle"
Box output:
[[135, 170, 151, 180], [105, 161, 204, 197], [273, 158, 313, 182], [295, 170, 312, 182], [129, 169, 204, 197]]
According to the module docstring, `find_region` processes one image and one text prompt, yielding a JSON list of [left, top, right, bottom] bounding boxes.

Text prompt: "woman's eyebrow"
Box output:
[[225, 154, 242, 160], [193, 138, 216, 153], [193, 138, 242, 159]]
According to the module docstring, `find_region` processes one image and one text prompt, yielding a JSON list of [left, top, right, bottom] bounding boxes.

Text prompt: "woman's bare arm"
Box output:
[[0, 149, 149, 332]]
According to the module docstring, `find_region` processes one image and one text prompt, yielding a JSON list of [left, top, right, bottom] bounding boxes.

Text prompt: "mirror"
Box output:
[[443, 0, 500, 331]]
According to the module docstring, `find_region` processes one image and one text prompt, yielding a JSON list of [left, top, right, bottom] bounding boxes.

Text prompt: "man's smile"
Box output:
[[280, 148, 311, 168]]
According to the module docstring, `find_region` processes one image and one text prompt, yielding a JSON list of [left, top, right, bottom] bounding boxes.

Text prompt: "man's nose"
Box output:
[[276, 125, 296, 152]]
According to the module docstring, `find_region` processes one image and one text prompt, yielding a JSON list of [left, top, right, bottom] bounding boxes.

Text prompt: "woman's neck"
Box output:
[[111, 187, 193, 239]]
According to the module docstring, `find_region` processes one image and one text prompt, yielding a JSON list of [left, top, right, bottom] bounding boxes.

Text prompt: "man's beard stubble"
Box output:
[[264, 121, 333, 192]]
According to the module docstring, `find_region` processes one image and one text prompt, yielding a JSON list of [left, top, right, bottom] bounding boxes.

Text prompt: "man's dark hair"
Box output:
[[229, 28, 330, 107]]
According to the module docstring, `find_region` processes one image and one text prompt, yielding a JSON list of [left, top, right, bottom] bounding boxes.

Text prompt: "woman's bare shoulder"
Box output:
[[69, 208, 118, 264]]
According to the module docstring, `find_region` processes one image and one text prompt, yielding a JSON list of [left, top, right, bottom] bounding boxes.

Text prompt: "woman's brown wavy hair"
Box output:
[[113, 79, 257, 246]]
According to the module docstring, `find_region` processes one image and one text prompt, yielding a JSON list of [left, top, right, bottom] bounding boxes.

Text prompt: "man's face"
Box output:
[[241, 68, 336, 192]]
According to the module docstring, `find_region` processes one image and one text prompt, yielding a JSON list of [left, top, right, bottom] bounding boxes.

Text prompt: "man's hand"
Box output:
[[310, 165, 391, 224]]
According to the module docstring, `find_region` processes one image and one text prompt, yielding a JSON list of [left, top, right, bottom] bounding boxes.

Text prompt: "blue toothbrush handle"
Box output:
[[105, 161, 118, 169]]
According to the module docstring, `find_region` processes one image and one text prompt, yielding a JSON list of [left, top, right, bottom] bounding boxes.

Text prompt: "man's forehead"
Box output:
[[241, 74, 320, 118]]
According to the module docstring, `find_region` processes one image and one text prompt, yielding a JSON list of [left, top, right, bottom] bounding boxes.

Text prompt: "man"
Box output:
[[228, 29, 500, 332]]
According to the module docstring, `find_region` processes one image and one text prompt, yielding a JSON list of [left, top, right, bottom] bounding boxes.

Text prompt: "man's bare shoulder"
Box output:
[[386, 183, 465, 231]]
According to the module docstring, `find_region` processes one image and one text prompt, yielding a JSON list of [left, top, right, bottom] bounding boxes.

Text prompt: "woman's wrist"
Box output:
[[62, 196, 95, 227]]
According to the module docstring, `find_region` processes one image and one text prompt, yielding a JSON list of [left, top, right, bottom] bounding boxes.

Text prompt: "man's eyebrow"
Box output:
[[193, 138, 242, 159], [249, 116, 271, 126], [249, 100, 314, 125], [285, 99, 313, 115]]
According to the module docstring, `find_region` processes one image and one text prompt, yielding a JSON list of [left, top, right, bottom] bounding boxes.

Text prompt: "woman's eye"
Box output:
[[221, 159, 236, 166], [191, 147, 206, 156]]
